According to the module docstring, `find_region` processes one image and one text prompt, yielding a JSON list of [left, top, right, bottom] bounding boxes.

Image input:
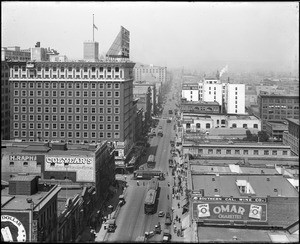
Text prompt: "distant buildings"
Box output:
[[258, 94, 299, 130], [133, 63, 167, 84], [181, 77, 246, 115], [1, 46, 31, 61]]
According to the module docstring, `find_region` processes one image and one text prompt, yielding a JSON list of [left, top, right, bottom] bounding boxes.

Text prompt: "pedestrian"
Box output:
[[178, 218, 181, 223], [178, 203, 180, 208], [124, 175, 127, 181], [137, 180, 139, 186]]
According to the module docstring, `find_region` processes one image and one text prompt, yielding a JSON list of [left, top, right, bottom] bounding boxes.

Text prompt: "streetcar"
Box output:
[[133, 170, 165, 180], [144, 178, 159, 214]]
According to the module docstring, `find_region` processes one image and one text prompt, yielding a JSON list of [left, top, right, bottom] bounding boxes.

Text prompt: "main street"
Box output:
[[106, 84, 179, 242]]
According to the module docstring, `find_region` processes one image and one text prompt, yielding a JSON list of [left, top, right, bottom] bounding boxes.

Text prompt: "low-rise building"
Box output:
[[265, 121, 288, 141]]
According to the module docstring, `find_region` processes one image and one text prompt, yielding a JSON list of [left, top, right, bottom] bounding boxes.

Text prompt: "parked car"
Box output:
[[158, 210, 165, 217], [165, 212, 172, 225]]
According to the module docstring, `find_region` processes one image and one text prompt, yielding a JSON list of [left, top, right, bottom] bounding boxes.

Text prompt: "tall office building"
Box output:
[[1, 61, 10, 139], [83, 41, 99, 61], [2, 46, 31, 61], [8, 59, 135, 166]]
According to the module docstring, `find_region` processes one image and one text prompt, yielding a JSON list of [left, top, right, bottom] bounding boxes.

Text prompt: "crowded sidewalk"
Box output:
[[170, 149, 196, 242]]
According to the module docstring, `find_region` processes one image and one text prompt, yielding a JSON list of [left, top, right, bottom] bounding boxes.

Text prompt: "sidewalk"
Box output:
[[171, 152, 196, 243]]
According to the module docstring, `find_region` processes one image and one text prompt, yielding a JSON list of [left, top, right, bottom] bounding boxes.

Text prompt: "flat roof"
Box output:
[[191, 175, 299, 197], [286, 118, 300, 126], [190, 165, 278, 174], [1, 185, 61, 210], [198, 227, 298, 243]]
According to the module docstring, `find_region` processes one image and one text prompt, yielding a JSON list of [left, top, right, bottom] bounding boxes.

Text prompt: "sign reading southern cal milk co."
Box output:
[[193, 201, 267, 222]]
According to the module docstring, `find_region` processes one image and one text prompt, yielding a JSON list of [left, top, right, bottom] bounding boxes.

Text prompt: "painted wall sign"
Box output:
[[45, 156, 93, 165], [9, 155, 37, 161], [1, 213, 29, 242], [193, 196, 267, 203], [193, 202, 267, 222]]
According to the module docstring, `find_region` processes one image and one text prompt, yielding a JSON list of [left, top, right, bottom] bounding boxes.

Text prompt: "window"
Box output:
[[253, 124, 258, 129], [216, 149, 221, 154], [107, 116, 112, 122], [23, 162, 28, 166], [107, 108, 112, 114], [206, 123, 210, 129], [107, 91, 112, 97], [243, 150, 248, 155], [208, 149, 213, 154], [235, 150, 240, 155], [243, 124, 247, 128], [114, 116, 119, 122], [272, 150, 277, 155], [226, 150, 231, 155], [10, 162, 14, 166], [283, 151, 288, 155], [264, 150, 269, 155], [114, 108, 120, 114], [115, 91, 120, 97]]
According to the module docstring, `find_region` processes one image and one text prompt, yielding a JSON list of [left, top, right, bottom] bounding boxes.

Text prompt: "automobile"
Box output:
[[158, 210, 165, 217], [165, 212, 172, 225]]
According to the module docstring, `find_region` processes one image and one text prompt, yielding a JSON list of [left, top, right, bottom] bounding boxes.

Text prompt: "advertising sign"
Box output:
[[1, 211, 30, 242], [193, 201, 267, 222], [45, 156, 95, 182], [9, 155, 37, 162]]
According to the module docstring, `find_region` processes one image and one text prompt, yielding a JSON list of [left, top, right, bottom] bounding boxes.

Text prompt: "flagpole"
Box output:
[[93, 14, 94, 42]]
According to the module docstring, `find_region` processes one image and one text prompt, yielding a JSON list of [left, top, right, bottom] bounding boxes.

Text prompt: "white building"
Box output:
[[134, 64, 167, 83], [181, 77, 246, 115], [182, 83, 199, 101], [226, 83, 245, 114]]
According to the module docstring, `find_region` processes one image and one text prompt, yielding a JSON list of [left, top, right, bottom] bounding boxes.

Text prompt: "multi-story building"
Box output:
[[265, 121, 288, 141], [181, 83, 199, 102], [226, 83, 245, 114], [133, 63, 167, 83], [133, 83, 157, 116], [1, 176, 61, 242], [1, 61, 10, 139], [1, 46, 31, 61], [8, 59, 136, 166], [258, 94, 299, 130], [283, 118, 299, 156], [181, 77, 246, 114], [180, 100, 221, 114]]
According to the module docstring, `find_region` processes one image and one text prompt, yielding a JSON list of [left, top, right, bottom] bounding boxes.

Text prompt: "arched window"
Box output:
[[50, 176, 55, 180], [206, 107, 213, 111], [23, 162, 28, 166], [232, 123, 237, 128], [196, 123, 201, 129], [253, 124, 258, 128], [194, 107, 199, 110], [186, 123, 191, 129], [206, 123, 211, 129], [243, 124, 247, 128]]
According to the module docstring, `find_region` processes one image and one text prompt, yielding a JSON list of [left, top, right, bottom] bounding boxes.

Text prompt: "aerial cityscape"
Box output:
[[1, 1, 299, 243]]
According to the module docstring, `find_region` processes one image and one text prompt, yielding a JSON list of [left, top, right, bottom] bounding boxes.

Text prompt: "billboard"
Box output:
[[44, 156, 95, 182], [106, 26, 130, 58], [193, 201, 267, 223], [1, 211, 30, 242]]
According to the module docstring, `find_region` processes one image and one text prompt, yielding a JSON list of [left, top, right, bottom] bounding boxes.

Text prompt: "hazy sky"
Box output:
[[2, 1, 299, 72]]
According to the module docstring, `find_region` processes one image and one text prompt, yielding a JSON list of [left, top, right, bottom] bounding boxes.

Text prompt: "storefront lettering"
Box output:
[[46, 157, 93, 164], [9, 155, 37, 161]]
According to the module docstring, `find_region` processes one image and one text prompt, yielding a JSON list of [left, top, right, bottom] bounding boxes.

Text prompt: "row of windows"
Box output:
[[15, 73, 122, 80], [262, 98, 299, 104], [14, 98, 120, 105], [14, 130, 120, 139], [13, 114, 120, 122], [14, 106, 120, 114], [9, 161, 41, 166], [15, 66, 120, 72], [14, 122, 120, 130], [197, 148, 288, 155], [14, 81, 120, 89], [14, 90, 120, 97]]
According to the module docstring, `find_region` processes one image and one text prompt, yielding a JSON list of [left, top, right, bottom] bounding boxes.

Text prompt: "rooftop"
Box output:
[[198, 227, 298, 243], [191, 175, 299, 198]]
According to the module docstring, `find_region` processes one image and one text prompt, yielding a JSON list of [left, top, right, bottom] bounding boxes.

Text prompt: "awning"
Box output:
[[182, 215, 190, 230]]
